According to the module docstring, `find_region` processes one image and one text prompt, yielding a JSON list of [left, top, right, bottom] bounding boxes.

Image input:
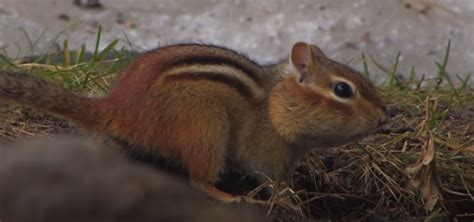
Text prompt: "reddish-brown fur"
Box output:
[[0, 42, 388, 202]]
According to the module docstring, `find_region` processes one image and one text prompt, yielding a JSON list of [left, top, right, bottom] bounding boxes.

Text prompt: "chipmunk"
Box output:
[[0, 42, 387, 203]]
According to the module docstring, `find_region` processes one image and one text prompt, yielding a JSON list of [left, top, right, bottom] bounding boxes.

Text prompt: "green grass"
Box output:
[[0, 26, 135, 94], [0, 29, 473, 221]]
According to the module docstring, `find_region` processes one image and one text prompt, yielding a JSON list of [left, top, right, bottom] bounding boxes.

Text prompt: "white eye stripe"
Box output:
[[329, 92, 352, 103], [330, 76, 357, 91], [308, 84, 352, 104]]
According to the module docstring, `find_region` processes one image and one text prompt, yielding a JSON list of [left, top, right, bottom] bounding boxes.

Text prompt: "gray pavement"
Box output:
[[0, 0, 473, 82]]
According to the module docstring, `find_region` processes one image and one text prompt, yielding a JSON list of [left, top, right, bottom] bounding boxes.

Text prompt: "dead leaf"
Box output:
[[421, 135, 435, 165], [408, 172, 422, 189], [404, 135, 435, 175], [421, 167, 441, 211], [404, 133, 442, 211], [405, 164, 423, 175]]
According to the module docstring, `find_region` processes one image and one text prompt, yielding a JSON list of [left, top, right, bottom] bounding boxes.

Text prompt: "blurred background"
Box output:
[[0, 0, 473, 81]]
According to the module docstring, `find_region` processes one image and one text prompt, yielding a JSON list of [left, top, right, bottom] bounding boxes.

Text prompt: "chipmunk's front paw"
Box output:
[[226, 195, 243, 203]]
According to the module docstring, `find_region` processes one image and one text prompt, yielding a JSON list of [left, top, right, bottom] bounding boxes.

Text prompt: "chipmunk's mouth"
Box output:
[[373, 117, 390, 134]]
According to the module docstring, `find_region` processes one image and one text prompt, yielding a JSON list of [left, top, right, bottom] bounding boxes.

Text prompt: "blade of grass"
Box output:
[[96, 39, 119, 61], [91, 25, 103, 64], [76, 44, 87, 64], [63, 39, 71, 67], [388, 52, 401, 87], [435, 39, 454, 89], [361, 52, 370, 79]]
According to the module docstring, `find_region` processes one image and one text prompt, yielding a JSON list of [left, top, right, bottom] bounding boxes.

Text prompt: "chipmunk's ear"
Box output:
[[308, 44, 327, 58], [289, 42, 312, 84]]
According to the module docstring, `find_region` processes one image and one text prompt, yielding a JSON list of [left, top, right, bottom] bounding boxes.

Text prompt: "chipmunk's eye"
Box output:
[[333, 82, 353, 98]]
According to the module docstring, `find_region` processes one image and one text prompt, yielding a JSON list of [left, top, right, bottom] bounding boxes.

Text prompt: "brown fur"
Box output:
[[0, 71, 101, 128], [0, 42, 388, 202], [0, 137, 265, 222]]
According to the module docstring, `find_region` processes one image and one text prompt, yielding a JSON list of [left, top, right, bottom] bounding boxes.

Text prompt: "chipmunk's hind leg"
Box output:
[[177, 109, 239, 203]]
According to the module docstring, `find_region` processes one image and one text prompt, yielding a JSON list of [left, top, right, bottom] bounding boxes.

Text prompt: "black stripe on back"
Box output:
[[163, 72, 254, 99], [166, 56, 261, 85]]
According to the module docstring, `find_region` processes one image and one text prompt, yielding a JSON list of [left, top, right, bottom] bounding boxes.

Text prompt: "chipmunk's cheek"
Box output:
[[355, 102, 383, 129], [348, 122, 366, 139]]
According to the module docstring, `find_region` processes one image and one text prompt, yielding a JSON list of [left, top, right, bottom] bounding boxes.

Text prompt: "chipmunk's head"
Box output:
[[269, 42, 388, 148]]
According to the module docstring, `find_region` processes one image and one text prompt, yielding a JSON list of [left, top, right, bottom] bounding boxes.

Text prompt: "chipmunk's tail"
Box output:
[[0, 70, 103, 130]]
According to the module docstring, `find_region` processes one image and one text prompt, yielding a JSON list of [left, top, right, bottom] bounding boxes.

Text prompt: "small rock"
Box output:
[[73, 0, 104, 9]]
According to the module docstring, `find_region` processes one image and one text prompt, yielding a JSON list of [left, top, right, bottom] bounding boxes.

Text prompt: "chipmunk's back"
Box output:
[[97, 44, 273, 151], [106, 44, 269, 103]]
